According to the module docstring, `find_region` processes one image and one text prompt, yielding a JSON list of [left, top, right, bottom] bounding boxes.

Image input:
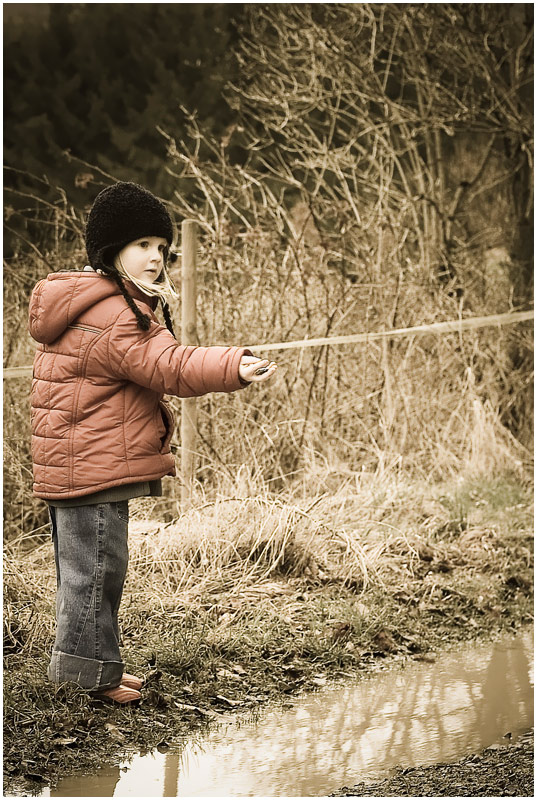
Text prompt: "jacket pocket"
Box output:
[[67, 324, 103, 334], [158, 401, 175, 452]]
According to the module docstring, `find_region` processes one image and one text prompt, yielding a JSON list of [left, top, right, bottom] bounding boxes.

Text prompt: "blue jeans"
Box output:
[[47, 502, 129, 690]]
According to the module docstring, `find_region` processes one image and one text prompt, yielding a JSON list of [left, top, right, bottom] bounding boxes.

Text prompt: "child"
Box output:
[[28, 182, 277, 703]]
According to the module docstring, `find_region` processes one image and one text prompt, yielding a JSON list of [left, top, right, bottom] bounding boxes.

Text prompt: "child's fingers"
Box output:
[[240, 357, 263, 369], [239, 357, 278, 383]]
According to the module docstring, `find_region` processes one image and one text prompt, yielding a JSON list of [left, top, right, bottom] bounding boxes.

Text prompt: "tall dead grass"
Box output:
[[3, 171, 533, 546], [3, 249, 532, 546], [5, 467, 531, 664]]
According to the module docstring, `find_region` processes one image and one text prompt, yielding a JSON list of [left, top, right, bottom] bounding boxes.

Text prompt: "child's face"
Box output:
[[117, 237, 168, 283]]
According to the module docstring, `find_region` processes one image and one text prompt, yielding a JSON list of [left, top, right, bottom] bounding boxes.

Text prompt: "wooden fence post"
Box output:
[[181, 219, 198, 506]]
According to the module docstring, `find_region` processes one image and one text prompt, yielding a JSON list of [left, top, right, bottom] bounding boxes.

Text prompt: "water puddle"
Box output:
[[41, 629, 532, 797]]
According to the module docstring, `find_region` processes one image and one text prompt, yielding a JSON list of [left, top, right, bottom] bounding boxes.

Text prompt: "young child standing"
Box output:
[[28, 182, 277, 703]]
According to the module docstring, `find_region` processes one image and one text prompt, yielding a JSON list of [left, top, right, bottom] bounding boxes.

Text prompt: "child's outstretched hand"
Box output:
[[239, 356, 278, 383]]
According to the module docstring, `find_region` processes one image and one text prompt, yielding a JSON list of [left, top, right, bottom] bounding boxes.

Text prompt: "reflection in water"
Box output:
[[49, 766, 122, 796], [47, 630, 533, 798]]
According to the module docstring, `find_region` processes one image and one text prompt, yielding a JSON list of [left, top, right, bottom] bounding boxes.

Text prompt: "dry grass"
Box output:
[[3, 198, 533, 667], [3, 205, 533, 544], [5, 467, 532, 664], [3, 468, 532, 794]]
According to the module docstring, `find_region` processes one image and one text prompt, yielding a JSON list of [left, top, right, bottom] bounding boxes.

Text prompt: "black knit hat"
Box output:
[[85, 181, 174, 268], [84, 182, 176, 333]]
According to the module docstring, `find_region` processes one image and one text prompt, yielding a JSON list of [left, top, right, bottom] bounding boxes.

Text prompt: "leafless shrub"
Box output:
[[3, 5, 532, 541]]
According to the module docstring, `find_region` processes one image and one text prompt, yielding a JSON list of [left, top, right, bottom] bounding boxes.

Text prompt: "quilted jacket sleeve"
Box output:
[[107, 307, 253, 396]]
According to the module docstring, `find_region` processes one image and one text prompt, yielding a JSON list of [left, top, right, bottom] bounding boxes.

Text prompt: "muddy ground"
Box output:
[[5, 609, 533, 797], [4, 475, 534, 796], [332, 729, 534, 797]]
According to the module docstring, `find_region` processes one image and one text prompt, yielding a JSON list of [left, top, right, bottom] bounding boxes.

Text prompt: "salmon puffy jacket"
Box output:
[[29, 271, 252, 500]]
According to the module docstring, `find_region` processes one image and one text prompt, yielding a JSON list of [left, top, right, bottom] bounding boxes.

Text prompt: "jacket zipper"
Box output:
[[68, 324, 102, 334]]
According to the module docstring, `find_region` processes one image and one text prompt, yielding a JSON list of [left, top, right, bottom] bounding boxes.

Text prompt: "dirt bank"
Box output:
[[332, 729, 534, 797], [4, 474, 533, 795]]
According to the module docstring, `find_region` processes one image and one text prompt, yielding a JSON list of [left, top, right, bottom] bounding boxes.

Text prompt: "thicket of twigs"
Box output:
[[3, 4, 533, 545], [3, 181, 533, 543], [3, 204, 532, 544]]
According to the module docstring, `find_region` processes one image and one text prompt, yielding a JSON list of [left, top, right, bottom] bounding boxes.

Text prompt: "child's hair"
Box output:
[[112, 252, 179, 336], [85, 182, 178, 335], [113, 252, 179, 303]]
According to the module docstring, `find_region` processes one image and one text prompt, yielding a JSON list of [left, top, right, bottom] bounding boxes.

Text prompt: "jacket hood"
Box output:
[[28, 271, 157, 344]]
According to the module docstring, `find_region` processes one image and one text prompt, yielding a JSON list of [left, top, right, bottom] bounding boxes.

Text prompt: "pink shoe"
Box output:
[[121, 672, 143, 691], [93, 684, 141, 704]]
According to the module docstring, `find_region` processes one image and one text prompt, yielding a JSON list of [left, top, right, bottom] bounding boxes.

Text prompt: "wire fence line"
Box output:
[[246, 310, 534, 353], [4, 309, 533, 381]]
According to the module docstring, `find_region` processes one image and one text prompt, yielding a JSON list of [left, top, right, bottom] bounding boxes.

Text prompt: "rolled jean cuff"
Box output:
[[48, 650, 124, 690]]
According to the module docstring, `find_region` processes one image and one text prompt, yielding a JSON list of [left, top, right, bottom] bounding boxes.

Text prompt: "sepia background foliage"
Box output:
[[3, 3, 533, 542]]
